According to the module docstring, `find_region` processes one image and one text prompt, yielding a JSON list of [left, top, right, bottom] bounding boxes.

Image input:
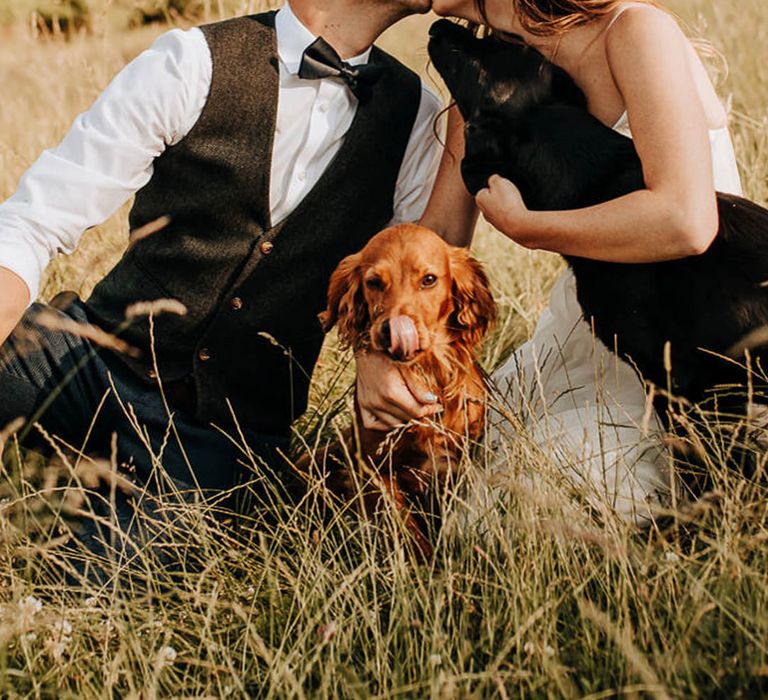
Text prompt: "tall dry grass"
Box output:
[[1, 1, 768, 697]]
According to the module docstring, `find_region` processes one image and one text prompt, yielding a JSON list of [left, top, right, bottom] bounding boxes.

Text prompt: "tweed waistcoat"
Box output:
[[85, 12, 422, 436]]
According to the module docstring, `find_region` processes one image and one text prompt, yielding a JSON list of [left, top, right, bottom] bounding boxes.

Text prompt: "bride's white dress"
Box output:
[[486, 113, 743, 526]]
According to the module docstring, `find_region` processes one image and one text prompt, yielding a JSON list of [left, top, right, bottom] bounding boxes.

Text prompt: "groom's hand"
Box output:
[[354, 350, 442, 431]]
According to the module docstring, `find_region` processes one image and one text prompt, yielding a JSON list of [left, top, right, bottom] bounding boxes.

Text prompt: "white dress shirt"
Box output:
[[0, 3, 443, 302]]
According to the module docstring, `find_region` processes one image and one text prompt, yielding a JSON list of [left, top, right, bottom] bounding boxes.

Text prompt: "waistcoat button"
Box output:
[[230, 296, 243, 311], [198, 348, 211, 362], [146, 369, 157, 380], [260, 240, 274, 255]]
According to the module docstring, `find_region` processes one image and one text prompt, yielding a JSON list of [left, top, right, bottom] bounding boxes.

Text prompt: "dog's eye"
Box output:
[[365, 277, 384, 291], [421, 274, 438, 288]]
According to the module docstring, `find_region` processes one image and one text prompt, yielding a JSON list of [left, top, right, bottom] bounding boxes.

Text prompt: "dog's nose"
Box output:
[[429, 19, 456, 40], [380, 319, 391, 349], [428, 19, 447, 39]]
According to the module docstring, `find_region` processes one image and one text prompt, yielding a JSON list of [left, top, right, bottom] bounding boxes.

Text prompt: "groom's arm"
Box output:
[[387, 83, 443, 226], [419, 106, 478, 247], [0, 268, 30, 346], [0, 27, 211, 346]]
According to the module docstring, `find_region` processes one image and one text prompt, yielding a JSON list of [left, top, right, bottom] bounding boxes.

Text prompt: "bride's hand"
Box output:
[[355, 350, 441, 431], [476, 175, 534, 246]]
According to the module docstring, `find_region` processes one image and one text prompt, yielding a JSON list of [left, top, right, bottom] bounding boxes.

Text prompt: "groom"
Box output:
[[0, 0, 441, 536]]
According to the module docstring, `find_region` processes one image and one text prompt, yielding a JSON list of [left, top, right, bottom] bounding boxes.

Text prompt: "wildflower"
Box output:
[[46, 618, 73, 662], [18, 595, 43, 616], [317, 621, 337, 644], [429, 654, 442, 666], [47, 639, 69, 661], [17, 596, 43, 629], [52, 620, 72, 637], [157, 645, 178, 666], [664, 551, 680, 563]]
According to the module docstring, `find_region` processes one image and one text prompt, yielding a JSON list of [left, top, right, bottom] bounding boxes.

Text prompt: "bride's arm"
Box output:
[[419, 106, 479, 248], [477, 7, 719, 263]]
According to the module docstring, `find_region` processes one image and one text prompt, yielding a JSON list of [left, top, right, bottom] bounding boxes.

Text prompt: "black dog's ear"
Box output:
[[319, 253, 369, 348], [461, 117, 514, 196], [448, 246, 496, 348]]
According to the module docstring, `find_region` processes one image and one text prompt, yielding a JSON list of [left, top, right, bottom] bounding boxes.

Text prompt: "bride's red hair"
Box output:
[[471, 1, 725, 84], [475, 0, 660, 36]]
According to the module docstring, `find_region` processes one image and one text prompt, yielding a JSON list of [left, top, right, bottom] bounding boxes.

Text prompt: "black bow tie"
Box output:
[[298, 36, 384, 103]]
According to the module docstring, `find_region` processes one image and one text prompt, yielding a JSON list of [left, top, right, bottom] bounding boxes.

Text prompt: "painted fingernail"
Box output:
[[424, 392, 438, 403]]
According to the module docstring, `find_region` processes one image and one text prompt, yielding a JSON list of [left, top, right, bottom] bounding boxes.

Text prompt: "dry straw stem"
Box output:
[[0, 0, 767, 697], [33, 308, 140, 358], [579, 600, 672, 700], [70, 459, 139, 498], [726, 325, 768, 359], [124, 298, 188, 319], [0, 417, 25, 453], [126, 215, 171, 251]]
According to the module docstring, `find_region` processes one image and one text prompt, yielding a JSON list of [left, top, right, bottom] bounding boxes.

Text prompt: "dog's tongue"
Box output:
[[389, 315, 419, 361]]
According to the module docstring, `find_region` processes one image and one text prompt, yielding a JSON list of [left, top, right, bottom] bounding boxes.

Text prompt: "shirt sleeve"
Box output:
[[0, 26, 212, 303], [389, 82, 444, 226]]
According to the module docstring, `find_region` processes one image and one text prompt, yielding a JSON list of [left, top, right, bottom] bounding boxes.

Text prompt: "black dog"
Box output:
[[428, 19, 768, 419]]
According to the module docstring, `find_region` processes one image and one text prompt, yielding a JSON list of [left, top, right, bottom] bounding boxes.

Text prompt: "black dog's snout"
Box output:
[[428, 18, 462, 42], [428, 18, 450, 40], [428, 19, 469, 63]]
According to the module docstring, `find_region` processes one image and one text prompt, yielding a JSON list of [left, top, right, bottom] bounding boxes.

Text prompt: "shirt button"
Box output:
[[230, 296, 244, 311], [297, 171, 306, 182], [260, 241, 274, 255], [318, 102, 329, 113], [198, 348, 211, 362]]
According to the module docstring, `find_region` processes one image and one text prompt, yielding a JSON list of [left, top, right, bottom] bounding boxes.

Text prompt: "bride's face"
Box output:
[[431, 0, 483, 22], [431, 0, 514, 29]]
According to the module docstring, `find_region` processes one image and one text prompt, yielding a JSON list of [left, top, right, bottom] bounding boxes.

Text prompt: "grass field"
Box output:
[[1, 1, 768, 697]]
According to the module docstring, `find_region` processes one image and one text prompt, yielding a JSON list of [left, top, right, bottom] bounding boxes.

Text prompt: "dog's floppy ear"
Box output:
[[319, 252, 369, 348], [448, 246, 496, 348]]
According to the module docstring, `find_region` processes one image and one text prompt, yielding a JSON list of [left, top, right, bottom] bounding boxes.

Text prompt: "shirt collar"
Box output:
[[275, 2, 373, 75]]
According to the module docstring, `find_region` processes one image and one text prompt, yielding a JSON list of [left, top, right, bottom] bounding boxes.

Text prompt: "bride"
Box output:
[[356, 0, 743, 525]]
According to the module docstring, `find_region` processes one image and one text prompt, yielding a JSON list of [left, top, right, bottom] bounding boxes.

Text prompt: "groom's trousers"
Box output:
[[0, 296, 292, 583]]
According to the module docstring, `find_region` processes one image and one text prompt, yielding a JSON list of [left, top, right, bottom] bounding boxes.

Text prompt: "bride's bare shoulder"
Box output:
[[605, 3, 727, 129]]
